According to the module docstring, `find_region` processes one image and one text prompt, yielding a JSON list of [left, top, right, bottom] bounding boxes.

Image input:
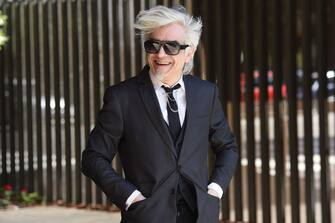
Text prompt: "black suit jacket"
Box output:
[[81, 66, 238, 223]]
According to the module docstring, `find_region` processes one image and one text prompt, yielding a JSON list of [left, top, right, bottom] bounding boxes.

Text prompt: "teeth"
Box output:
[[156, 61, 170, 65]]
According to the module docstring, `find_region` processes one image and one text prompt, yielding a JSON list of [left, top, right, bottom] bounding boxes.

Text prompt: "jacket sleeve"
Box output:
[[81, 87, 137, 210], [208, 86, 239, 196]]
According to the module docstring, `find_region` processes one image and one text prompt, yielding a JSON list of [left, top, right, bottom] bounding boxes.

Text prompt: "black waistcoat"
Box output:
[[167, 115, 197, 212]]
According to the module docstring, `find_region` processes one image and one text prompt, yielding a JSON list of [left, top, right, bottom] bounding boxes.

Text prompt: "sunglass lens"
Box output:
[[144, 40, 182, 55], [163, 42, 180, 55], [144, 40, 160, 53]]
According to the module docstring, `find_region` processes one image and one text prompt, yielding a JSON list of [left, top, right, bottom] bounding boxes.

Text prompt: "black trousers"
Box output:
[[176, 199, 197, 223]]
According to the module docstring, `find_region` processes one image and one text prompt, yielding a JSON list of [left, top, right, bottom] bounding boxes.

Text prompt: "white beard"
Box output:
[[152, 68, 182, 86], [155, 70, 166, 82], [153, 68, 169, 83]]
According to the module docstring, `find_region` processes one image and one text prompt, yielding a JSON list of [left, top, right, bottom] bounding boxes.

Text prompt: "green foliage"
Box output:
[[18, 190, 42, 205], [0, 184, 13, 208], [0, 184, 42, 209], [0, 10, 8, 49]]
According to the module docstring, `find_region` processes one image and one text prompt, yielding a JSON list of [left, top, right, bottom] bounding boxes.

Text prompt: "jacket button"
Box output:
[[171, 189, 175, 194]]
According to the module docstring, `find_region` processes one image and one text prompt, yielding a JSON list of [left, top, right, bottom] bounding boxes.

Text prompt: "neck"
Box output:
[[162, 79, 178, 87], [158, 73, 182, 87]]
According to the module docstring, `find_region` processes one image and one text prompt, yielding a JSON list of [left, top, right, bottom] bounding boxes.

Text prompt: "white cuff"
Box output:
[[125, 190, 142, 211], [207, 182, 223, 199]]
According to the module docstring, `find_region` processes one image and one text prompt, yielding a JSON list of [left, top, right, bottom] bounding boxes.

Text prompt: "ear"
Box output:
[[185, 47, 195, 63]]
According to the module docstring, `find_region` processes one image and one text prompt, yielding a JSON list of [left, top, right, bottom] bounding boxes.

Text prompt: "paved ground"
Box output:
[[0, 206, 121, 223]]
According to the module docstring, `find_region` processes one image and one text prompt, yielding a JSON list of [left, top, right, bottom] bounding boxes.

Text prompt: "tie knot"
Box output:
[[162, 83, 181, 93]]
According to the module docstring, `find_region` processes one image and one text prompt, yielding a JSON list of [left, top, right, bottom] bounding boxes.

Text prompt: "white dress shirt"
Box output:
[[125, 72, 223, 210], [150, 72, 186, 126]]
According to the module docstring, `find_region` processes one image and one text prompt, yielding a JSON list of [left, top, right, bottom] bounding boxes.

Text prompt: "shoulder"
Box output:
[[183, 74, 217, 91], [103, 75, 140, 102]]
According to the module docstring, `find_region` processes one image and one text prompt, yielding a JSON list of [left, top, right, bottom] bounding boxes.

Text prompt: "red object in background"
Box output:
[[20, 188, 28, 193], [253, 87, 260, 101], [268, 85, 274, 101], [3, 184, 12, 191], [281, 84, 287, 98], [240, 71, 288, 102]]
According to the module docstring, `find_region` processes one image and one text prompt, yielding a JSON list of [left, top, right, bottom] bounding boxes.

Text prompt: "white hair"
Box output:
[[134, 5, 202, 74]]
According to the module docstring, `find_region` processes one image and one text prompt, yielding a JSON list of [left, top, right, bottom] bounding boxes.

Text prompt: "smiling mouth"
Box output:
[[155, 60, 172, 66]]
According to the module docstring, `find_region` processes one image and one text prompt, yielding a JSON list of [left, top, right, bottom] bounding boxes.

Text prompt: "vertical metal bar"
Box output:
[[271, 0, 285, 222], [0, 36, 4, 186], [190, 0, 201, 77], [19, 2, 28, 191], [15, 2, 25, 191], [91, 0, 100, 111], [140, 0, 146, 67], [47, 0, 57, 202], [63, 0, 72, 204], [113, 0, 125, 187], [257, 0, 271, 221], [243, 0, 256, 221], [114, 0, 125, 83], [54, 0, 62, 201], [2, 4, 12, 187], [156, 0, 164, 5], [91, 0, 103, 206], [9, 3, 17, 190], [215, 0, 227, 96], [199, 0, 211, 81], [302, 0, 315, 222], [329, 1, 335, 70], [107, 1, 117, 89], [0, 46, 2, 186], [316, 0, 331, 222], [171, 0, 177, 6], [197, 0, 216, 214], [133, 0, 145, 72], [211, 0, 230, 219], [123, 0, 136, 78], [285, 0, 300, 222], [184, 0, 192, 10], [228, 0, 243, 220], [106, 1, 117, 206], [149, 0, 158, 8], [25, 1, 34, 193], [0, 4, 8, 187], [100, 0, 112, 204], [28, 0, 35, 195], [101, 0, 110, 88], [72, 0, 82, 205], [81, 0, 92, 206], [77, 0, 85, 206], [35, 1, 43, 197], [96, 0, 105, 110], [43, 1, 53, 203], [218, 0, 229, 112], [174, 0, 183, 6], [123, 0, 131, 79], [0, 59, 4, 185]]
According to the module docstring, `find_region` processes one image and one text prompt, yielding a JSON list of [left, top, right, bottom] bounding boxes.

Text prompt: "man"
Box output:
[[82, 5, 238, 223]]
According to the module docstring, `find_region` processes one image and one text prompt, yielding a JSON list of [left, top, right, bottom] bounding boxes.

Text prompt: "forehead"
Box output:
[[149, 23, 186, 43]]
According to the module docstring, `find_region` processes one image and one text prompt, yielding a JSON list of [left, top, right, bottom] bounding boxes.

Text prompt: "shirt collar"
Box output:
[[149, 70, 185, 92]]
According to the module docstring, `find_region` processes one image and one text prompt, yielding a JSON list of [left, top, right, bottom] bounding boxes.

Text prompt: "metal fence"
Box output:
[[0, 0, 334, 222]]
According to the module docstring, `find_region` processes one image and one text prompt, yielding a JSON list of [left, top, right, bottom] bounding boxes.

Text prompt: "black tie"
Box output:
[[162, 84, 181, 142]]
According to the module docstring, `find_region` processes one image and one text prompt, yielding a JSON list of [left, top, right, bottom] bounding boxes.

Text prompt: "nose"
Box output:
[[157, 45, 167, 57]]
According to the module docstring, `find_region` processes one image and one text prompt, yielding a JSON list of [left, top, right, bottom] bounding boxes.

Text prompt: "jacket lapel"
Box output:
[[179, 75, 197, 160], [137, 66, 177, 158]]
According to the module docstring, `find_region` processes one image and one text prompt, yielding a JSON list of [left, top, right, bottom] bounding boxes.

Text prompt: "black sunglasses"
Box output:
[[144, 39, 189, 55]]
